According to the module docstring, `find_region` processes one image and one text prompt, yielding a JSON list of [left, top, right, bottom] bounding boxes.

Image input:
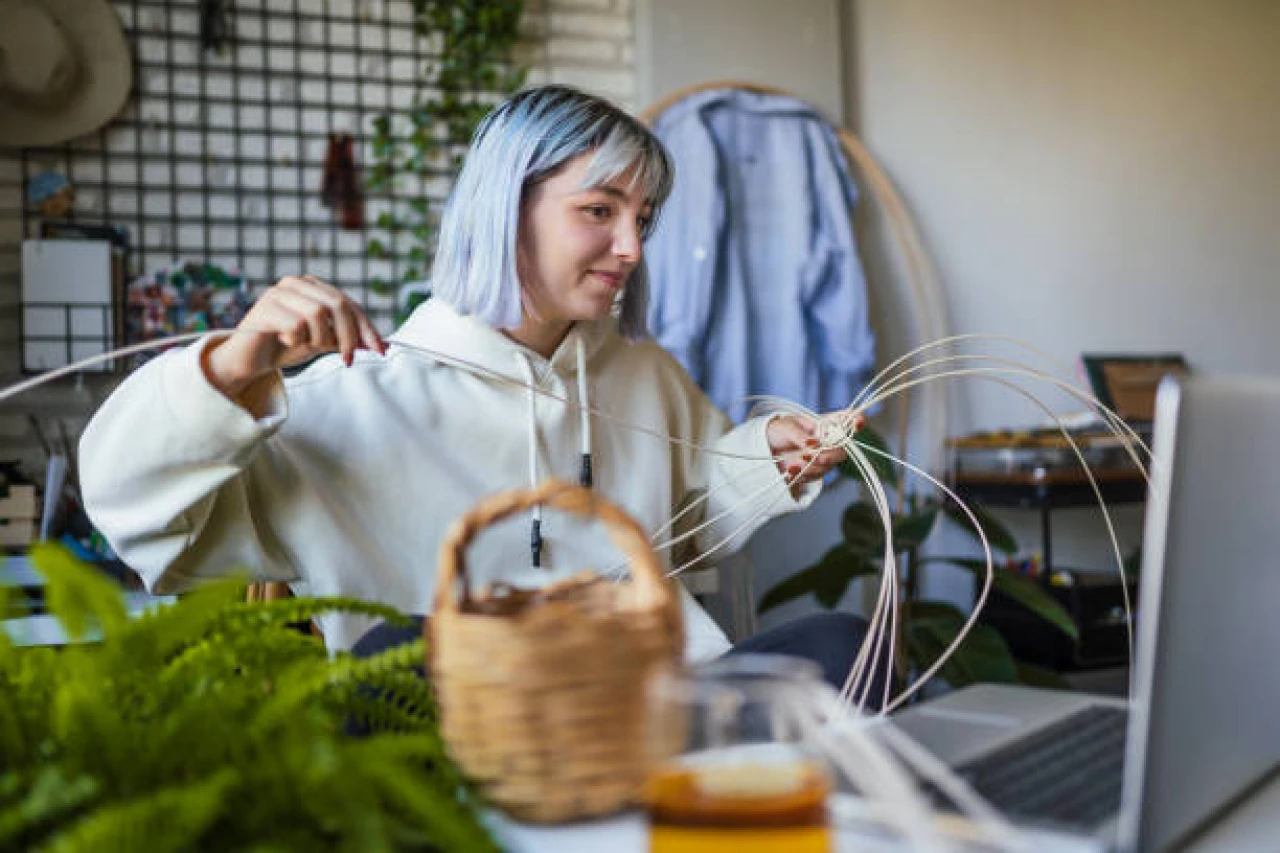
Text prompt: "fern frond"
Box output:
[[112, 576, 246, 666], [0, 580, 14, 658], [42, 770, 235, 853], [0, 647, 58, 765], [359, 758, 500, 853], [341, 691, 436, 736], [210, 595, 416, 635], [0, 767, 100, 849], [251, 640, 429, 737], [29, 542, 128, 640], [0, 679, 28, 764]]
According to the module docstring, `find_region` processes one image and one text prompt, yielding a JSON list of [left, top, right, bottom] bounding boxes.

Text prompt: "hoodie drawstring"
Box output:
[[516, 353, 544, 568], [518, 332, 596, 570], [575, 335, 593, 488]]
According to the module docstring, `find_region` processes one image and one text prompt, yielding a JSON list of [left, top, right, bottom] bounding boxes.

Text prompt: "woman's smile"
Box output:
[[589, 269, 626, 289]]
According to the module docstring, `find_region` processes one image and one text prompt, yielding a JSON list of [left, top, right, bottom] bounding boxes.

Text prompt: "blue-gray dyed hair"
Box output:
[[430, 86, 674, 339]]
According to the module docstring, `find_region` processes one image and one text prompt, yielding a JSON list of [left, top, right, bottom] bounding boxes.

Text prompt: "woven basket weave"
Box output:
[[428, 480, 684, 823]]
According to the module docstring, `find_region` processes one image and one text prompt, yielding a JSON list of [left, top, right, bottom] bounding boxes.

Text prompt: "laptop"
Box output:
[[892, 375, 1280, 851]]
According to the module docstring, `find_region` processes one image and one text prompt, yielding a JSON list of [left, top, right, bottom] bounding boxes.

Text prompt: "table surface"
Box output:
[[490, 771, 1280, 852], [487, 795, 1105, 853], [1179, 771, 1280, 852]]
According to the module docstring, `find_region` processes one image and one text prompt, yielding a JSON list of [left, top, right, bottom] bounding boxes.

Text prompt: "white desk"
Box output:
[[490, 773, 1280, 853], [486, 795, 1104, 853], [1182, 771, 1280, 853]]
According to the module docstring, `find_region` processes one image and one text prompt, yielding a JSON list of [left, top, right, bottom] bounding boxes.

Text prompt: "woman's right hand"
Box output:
[[203, 275, 386, 400]]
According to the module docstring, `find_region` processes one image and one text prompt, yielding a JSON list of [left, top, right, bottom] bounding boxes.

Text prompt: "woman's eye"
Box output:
[[584, 204, 612, 221], [637, 215, 652, 232]]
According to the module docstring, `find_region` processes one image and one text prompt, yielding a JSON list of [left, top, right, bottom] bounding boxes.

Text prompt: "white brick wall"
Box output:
[[540, 0, 637, 111]]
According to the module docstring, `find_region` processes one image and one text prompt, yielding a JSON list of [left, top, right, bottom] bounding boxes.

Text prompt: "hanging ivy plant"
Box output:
[[366, 0, 527, 304]]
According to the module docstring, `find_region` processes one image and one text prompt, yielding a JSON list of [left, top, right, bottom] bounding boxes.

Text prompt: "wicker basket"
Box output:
[[428, 480, 684, 823]]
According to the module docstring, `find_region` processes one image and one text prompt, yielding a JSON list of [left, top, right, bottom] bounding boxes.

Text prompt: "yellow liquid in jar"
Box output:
[[649, 824, 831, 853], [645, 756, 833, 853]]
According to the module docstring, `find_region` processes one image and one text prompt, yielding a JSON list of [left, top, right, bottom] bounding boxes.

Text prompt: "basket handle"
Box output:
[[434, 480, 679, 624]]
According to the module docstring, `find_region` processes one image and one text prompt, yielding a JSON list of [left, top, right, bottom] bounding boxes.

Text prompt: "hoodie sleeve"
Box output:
[[677, 404, 822, 665], [666, 360, 821, 567], [800, 121, 876, 413], [78, 338, 300, 592], [647, 105, 725, 384], [650, 349, 821, 661]]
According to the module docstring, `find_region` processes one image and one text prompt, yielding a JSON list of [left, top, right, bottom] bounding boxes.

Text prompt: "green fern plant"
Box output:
[[0, 543, 497, 852]]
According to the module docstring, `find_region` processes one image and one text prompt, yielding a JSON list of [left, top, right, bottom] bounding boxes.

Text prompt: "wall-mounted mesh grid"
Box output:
[[0, 0, 480, 372]]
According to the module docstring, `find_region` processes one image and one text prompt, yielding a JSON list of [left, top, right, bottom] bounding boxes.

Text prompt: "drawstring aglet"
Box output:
[[530, 518, 544, 568]]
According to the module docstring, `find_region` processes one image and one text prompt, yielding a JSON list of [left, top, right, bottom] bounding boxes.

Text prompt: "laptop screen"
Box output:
[[1119, 375, 1280, 851]]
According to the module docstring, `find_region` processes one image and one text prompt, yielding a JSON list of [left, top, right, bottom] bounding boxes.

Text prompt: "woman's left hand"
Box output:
[[766, 415, 848, 497]]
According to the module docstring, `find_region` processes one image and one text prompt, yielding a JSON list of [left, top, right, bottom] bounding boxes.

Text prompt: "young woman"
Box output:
[[80, 86, 882, 694]]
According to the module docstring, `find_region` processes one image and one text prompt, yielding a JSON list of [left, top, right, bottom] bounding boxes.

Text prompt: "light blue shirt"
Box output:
[[646, 89, 876, 422]]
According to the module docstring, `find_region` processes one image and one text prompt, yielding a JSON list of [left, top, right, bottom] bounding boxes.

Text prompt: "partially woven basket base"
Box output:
[[432, 579, 678, 823]]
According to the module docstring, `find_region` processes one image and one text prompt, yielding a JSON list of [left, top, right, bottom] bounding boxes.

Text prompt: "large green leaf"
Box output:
[[841, 501, 887, 556], [940, 501, 1018, 555], [841, 501, 937, 559], [836, 424, 900, 488], [926, 558, 1079, 640], [906, 603, 1019, 687], [757, 545, 877, 613], [904, 599, 967, 622], [892, 508, 938, 552], [812, 572, 851, 611]]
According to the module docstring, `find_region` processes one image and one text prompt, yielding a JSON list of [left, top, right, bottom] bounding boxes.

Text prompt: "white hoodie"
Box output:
[[79, 299, 818, 660]]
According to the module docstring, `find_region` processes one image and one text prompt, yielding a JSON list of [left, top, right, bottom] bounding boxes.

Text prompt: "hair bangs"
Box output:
[[577, 122, 674, 233]]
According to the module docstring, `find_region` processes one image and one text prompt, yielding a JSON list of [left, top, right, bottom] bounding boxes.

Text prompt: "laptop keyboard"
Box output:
[[947, 704, 1129, 829]]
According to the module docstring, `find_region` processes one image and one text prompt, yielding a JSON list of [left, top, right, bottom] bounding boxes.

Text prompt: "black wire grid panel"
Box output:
[[2, 0, 477, 370]]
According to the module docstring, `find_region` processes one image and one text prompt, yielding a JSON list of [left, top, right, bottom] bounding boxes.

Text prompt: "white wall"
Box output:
[[843, 0, 1280, 597], [848, 0, 1280, 427]]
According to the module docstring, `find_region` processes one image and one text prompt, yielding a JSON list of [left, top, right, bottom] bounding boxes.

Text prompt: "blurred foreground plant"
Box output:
[[0, 543, 496, 852]]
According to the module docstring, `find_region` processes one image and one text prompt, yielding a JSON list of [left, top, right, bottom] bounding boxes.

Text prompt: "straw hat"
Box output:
[[0, 0, 133, 147]]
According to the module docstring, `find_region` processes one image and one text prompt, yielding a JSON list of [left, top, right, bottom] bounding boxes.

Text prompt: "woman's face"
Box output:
[[517, 152, 653, 328]]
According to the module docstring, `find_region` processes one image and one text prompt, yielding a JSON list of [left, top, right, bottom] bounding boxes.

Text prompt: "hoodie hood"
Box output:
[[389, 297, 619, 384]]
